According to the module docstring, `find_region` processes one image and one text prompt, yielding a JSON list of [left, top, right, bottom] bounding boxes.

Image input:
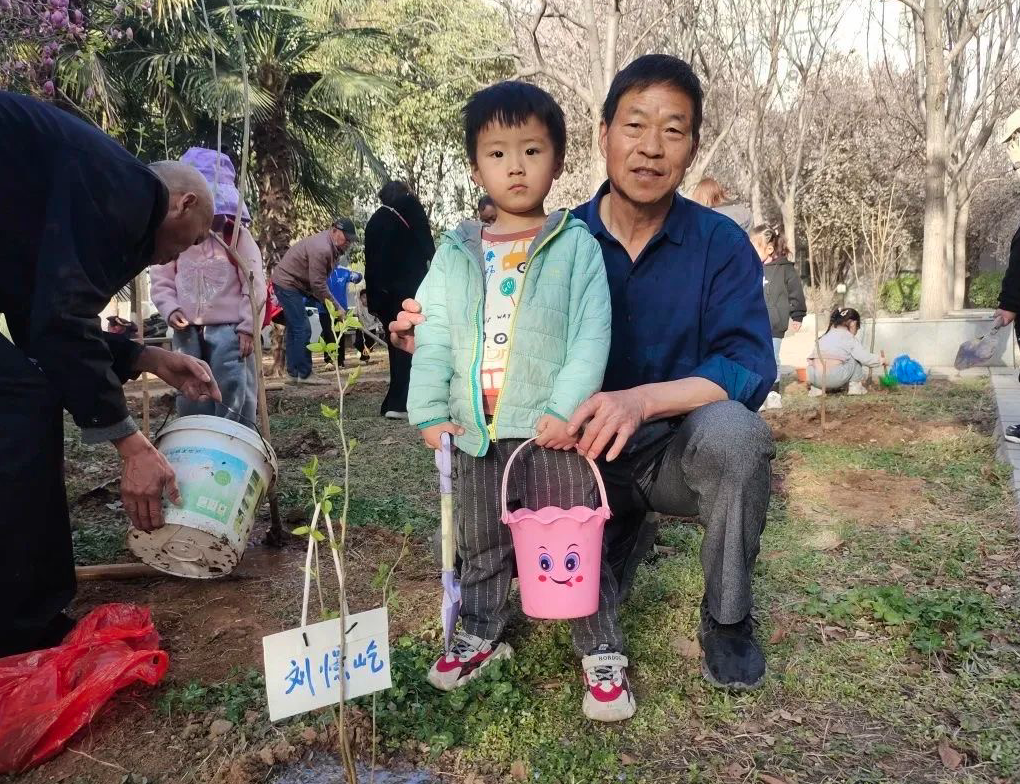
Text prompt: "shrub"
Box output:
[[968, 271, 1004, 309], [881, 273, 920, 313]]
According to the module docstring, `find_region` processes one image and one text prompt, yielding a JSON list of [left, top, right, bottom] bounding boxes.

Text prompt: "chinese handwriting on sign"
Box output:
[[283, 640, 386, 697], [263, 608, 392, 722]]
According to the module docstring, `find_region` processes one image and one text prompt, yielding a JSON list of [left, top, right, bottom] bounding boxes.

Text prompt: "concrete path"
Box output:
[[990, 367, 1020, 500]]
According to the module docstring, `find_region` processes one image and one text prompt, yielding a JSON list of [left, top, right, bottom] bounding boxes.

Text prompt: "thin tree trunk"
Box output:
[[918, 0, 950, 319], [953, 197, 971, 309], [945, 183, 958, 310], [589, 112, 605, 195], [780, 196, 796, 259]]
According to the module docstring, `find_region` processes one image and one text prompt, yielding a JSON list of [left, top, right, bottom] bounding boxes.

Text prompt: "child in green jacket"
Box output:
[[408, 82, 633, 722]]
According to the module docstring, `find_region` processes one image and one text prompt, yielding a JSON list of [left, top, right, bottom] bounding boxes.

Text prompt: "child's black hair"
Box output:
[[602, 54, 703, 144], [826, 307, 861, 334], [463, 81, 567, 166]]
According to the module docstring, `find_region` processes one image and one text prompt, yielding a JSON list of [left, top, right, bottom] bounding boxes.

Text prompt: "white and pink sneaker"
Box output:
[[427, 631, 513, 691], [581, 650, 636, 722]]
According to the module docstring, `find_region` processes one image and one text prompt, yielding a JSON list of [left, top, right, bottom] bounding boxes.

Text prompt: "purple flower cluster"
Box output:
[[0, 0, 148, 97]]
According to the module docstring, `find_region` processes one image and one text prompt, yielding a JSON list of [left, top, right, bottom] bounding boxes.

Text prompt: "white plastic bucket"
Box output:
[[127, 415, 278, 579]]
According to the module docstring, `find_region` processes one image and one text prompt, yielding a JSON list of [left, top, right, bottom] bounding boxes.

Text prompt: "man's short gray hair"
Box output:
[[149, 160, 214, 212]]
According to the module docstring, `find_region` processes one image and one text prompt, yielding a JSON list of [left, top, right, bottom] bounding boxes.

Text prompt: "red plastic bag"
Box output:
[[0, 603, 169, 773], [263, 280, 284, 327]]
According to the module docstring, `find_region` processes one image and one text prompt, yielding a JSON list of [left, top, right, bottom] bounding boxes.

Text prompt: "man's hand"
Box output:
[[168, 310, 190, 330], [421, 421, 464, 450], [136, 346, 222, 403], [535, 414, 577, 450], [238, 332, 254, 358], [388, 298, 425, 354], [995, 308, 1016, 326], [566, 389, 648, 462], [114, 431, 181, 530], [789, 320, 802, 333]]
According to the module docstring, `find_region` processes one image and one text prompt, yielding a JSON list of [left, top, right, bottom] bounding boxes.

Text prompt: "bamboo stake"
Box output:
[[132, 274, 150, 437]]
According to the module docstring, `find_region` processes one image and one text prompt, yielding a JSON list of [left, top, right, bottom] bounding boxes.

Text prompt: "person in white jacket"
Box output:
[[149, 147, 266, 425]]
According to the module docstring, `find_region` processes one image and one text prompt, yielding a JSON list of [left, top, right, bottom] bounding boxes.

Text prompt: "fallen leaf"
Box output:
[[768, 625, 789, 644], [760, 734, 776, 747], [620, 752, 638, 766], [723, 761, 746, 779], [760, 775, 789, 784], [510, 760, 528, 781], [778, 709, 803, 724], [938, 738, 965, 770], [674, 637, 702, 659], [761, 549, 784, 561], [809, 530, 844, 551]]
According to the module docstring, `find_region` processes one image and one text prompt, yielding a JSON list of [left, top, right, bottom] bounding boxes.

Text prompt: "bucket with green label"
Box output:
[[127, 415, 278, 578]]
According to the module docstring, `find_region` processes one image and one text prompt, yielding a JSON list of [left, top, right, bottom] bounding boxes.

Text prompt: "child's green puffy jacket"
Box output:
[[408, 209, 611, 457]]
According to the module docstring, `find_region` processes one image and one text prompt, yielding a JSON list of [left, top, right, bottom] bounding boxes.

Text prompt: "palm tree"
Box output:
[[69, 0, 388, 267]]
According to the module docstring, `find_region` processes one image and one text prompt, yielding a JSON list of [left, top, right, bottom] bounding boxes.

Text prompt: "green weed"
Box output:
[[72, 523, 127, 565], [157, 668, 265, 723], [800, 583, 996, 656]]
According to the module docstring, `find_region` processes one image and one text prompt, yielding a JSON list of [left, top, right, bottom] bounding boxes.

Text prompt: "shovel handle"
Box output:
[[436, 432, 453, 494]]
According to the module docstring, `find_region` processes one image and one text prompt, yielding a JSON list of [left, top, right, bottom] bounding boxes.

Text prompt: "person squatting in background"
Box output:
[[149, 147, 266, 426], [750, 224, 805, 410], [806, 307, 883, 396]]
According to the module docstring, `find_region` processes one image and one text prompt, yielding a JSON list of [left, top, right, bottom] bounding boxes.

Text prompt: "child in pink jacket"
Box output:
[[149, 147, 266, 425]]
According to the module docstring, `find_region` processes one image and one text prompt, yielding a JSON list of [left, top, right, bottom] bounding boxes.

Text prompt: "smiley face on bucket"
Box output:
[[536, 544, 585, 587]]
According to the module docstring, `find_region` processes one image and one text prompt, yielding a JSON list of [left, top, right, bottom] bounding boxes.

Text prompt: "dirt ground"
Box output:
[[4, 371, 1018, 784]]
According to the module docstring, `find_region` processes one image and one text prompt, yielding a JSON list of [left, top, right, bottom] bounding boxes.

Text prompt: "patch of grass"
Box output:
[[346, 495, 438, 535], [799, 583, 997, 656], [157, 668, 265, 723], [72, 523, 127, 565]]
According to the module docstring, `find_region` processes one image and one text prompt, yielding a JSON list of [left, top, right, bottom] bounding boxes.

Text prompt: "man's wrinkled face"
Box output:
[[599, 83, 699, 206], [152, 192, 213, 265]]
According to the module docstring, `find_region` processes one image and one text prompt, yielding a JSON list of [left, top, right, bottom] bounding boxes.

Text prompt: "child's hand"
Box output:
[[422, 422, 464, 450], [168, 310, 190, 330], [535, 414, 576, 450]]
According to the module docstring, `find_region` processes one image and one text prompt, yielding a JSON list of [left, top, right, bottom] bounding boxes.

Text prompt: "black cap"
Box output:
[[332, 217, 358, 242]]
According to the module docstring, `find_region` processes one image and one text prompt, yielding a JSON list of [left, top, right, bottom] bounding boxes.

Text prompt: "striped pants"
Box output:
[[456, 440, 622, 655]]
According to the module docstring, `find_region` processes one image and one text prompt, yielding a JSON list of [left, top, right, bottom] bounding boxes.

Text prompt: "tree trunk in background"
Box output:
[[252, 91, 294, 273], [944, 183, 958, 309], [918, 0, 949, 319], [589, 114, 605, 196], [747, 127, 764, 224], [780, 195, 796, 261], [953, 197, 971, 309]]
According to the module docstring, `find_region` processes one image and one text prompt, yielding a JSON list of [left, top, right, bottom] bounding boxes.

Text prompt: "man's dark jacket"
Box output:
[[364, 193, 435, 323], [0, 91, 168, 440], [997, 223, 1020, 314]]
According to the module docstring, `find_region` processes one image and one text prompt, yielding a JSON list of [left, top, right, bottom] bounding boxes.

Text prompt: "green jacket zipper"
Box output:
[[489, 211, 570, 442]]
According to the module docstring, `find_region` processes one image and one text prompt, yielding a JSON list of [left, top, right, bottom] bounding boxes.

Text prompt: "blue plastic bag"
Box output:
[[326, 266, 363, 311], [889, 354, 927, 385]]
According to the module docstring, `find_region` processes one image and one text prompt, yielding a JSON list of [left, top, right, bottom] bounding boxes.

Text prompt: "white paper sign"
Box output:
[[263, 607, 392, 722]]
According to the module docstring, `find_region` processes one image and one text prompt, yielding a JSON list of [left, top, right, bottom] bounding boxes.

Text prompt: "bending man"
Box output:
[[0, 91, 221, 656]]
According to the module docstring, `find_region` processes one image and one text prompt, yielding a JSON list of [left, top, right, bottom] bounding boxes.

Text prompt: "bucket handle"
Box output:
[[152, 401, 273, 459], [500, 437, 610, 522]]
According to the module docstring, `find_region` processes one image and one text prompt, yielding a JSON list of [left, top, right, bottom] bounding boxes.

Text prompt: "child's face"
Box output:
[[471, 115, 563, 217], [751, 235, 773, 261]]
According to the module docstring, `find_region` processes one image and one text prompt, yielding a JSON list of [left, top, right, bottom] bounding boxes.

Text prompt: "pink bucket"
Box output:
[[501, 439, 611, 620]]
